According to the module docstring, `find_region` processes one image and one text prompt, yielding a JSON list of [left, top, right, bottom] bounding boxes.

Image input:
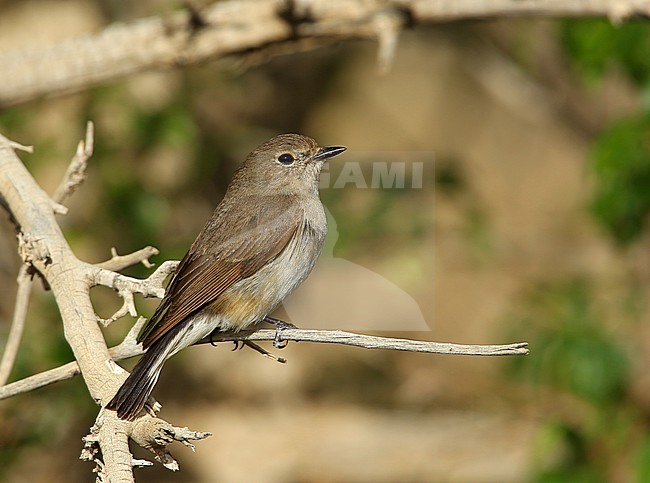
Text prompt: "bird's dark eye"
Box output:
[[278, 153, 295, 165]]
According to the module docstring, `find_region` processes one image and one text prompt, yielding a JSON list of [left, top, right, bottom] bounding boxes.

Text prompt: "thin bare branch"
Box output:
[[5, 140, 33, 153], [96, 246, 160, 272], [0, 323, 528, 401], [52, 121, 94, 204], [202, 328, 530, 356], [0, 358, 80, 400], [0, 266, 32, 385]]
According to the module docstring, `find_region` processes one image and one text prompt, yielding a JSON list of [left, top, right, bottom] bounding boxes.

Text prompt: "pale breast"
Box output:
[[208, 204, 327, 331]]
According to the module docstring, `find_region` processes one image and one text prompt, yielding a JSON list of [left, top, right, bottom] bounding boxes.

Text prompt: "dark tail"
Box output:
[[106, 332, 176, 421]]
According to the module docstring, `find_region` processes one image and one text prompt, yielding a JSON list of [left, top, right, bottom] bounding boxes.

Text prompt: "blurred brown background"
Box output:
[[2, 1, 650, 482]]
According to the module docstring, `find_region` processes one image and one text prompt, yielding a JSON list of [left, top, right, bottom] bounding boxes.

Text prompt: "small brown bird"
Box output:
[[107, 134, 346, 420]]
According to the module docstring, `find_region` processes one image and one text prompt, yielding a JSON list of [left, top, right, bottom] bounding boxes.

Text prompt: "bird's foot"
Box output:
[[209, 331, 243, 351], [263, 316, 297, 349]]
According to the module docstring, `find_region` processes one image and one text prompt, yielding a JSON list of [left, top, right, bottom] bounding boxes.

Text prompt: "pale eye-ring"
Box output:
[[278, 153, 295, 165]]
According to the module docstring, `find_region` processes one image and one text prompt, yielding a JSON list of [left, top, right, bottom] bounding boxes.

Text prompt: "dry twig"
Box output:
[[0, 267, 31, 385], [0, 325, 528, 401], [52, 121, 94, 205]]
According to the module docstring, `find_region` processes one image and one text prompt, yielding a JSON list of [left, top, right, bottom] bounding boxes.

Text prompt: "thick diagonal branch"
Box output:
[[0, 122, 95, 386], [0, 134, 202, 482]]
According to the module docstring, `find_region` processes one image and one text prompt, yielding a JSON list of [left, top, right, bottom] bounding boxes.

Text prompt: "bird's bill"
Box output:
[[311, 145, 347, 161]]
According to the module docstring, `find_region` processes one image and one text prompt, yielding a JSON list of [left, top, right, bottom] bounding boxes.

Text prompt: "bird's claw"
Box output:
[[274, 331, 289, 349], [263, 316, 297, 349]]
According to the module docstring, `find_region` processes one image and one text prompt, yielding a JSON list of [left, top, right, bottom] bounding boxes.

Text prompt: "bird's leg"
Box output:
[[263, 316, 297, 349]]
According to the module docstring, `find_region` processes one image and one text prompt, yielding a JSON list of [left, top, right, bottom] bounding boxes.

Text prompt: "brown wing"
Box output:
[[138, 195, 301, 349]]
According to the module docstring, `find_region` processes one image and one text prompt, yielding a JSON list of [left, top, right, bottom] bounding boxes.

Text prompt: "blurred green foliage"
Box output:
[[537, 22, 650, 474], [562, 19, 650, 86], [513, 280, 629, 404], [636, 435, 650, 483], [507, 280, 648, 482], [532, 420, 601, 483], [563, 19, 650, 246], [589, 114, 650, 245], [530, 19, 650, 478]]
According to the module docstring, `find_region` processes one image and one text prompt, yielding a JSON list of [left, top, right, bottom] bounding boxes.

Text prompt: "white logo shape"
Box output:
[[282, 208, 431, 331]]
